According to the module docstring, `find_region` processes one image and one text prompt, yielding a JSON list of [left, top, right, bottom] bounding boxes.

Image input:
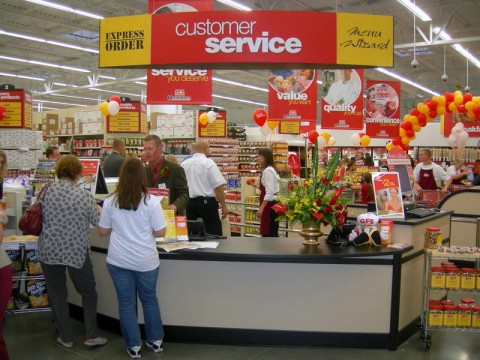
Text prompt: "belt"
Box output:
[[191, 196, 215, 200]]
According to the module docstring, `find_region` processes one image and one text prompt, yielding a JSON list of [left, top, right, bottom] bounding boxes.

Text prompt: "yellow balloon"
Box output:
[[466, 111, 476, 119], [473, 96, 480, 105], [404, 114, 411, 122], [465, 101, 475, 111], [321, 132, 331, 144], [410, 116, 419, 125], [360, 135, 370, 147], [267, 120, 279, 130], [437, 106, 446, 115], [399, 128, 406, 137], [401, 136, 410, 145], [386, 142, 393, 151], [99, 101, 109, 116], [454, 90, 462, 97], [413, 124, 421, 132], [420, 105, 429, 114], [437, 96, 446, 106], [416, 102, 425, 111], [454, 94, 463, 105], [199, 113, 209, 126], [448, 102, 457, 112]]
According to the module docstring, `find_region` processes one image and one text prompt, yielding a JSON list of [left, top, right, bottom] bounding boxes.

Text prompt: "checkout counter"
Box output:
[[66, 209, 452, 350]]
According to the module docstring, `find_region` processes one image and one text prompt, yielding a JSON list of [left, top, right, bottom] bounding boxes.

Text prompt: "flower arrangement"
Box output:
[[272, 131, 351, 229], [159, 167, 169, 179]]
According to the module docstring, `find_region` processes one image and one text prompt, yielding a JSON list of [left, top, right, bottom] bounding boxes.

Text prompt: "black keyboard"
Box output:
[[406, 208, 438, 218]]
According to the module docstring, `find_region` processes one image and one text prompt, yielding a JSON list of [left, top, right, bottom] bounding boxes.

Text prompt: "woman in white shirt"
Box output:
[[99, 158, 166, 359], [256, 148, 280, 237]]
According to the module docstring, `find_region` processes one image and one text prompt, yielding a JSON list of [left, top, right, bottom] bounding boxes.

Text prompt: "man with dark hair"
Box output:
[[103, 138, 126, 177], [45, 146, 60, 160], [143, 135, 189, 215]]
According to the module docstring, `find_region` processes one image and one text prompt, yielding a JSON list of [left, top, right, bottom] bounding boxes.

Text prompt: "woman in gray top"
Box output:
[[38, 155, 107, 349]]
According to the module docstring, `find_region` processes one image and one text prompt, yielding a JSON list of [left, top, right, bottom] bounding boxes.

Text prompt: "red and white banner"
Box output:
[[320, 69, 363, 130], [444, 111, 480, 137], [268, 69, 317, 133], [365, 80, 401, 138], [147, 1, 212, 105]]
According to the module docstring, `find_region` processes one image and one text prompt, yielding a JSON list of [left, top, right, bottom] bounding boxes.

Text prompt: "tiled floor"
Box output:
[[4, 312, 480, 359]]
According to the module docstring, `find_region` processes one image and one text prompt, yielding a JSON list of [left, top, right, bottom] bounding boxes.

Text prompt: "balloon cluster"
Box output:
[[350, 132, 371, 147], [0, 104, 6, 121], [99, 96, 122, 117], [308, 130, 335, 148], [388, 90, 478, 151], [198, 110, 216, 128], [447, 122, 469, 149], [252, 108, 278, 136]]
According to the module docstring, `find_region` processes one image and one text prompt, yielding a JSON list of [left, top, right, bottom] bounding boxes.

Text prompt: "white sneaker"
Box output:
[[146, 340, 163, 353], [127, 345, 141, 359]]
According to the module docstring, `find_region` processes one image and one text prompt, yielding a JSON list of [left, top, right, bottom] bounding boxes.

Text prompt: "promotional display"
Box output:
[[365, 80, 401, 138], [77, 159, 101, 196], [0, 86, 32, 129], [198, 109, 227, 137], [99, 12, 394, 69], [106, 101, 147, 133], [372, 172, 405, 219], [444, 111, 480, 137], [321, 69, 364, 130], [267, 69, 317, 134], [147, 0, 213, 105]]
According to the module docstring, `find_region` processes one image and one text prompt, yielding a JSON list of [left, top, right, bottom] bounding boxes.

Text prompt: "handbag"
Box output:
[[18, 182, 52, 236]]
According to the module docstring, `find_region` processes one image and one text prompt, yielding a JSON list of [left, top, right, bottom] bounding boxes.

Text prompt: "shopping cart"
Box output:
[[414, 189, 449, 208], [448, 184, 470, 192]]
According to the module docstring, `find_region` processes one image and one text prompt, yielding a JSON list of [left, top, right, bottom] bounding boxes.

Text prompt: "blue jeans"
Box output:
[[107, 263, 164, 348]]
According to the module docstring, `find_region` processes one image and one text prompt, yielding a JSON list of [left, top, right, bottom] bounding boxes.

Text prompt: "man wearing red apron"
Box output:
[[413, 148, 452, 193]]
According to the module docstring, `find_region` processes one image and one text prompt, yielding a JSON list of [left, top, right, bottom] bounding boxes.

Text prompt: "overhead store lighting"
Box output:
[[375, 67, 440, 96], [50, 93, 98, 101], [213, 94, 266, 107], [89, 87, 141, 98], [99, 75, 117, 80], [213, 77, 267, 92], [33, 99, 89, 107], [25, 0, 104, 20], [396, 0, 431, 22], [433, 27, 480, 69], [0, 71, 45, 81], [134, 81, 147, 85], [0, 54, 90, 73], [53, 82, 78, 87], [0, 29, 98, 53], [216, 0, 252, 11]]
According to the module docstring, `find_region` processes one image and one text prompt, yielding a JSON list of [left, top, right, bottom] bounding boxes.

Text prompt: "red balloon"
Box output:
[[110, 96, 122, 104], [463, 93, 473, 104], [308, 130, 319, 144], [417, 113, 426, 122], [403, 121, 413, 130], [428, 100, 438, 110], [473, 105, 480, 116], [419, 118, 427, 127], [358, 132, 365, 138], [406, 129, 415, 138], [457, 104, 466, 113], [401, 143, 410, 151], [392, 137, 401, 146], [410, 109, 420, 117], [444, 92, 454, 103], [429, 110, 438, 119], [253, 108, 268, 127]]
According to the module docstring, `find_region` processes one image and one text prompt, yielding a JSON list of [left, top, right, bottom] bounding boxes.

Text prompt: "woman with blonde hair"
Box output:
[[99, 158, 166, 359]]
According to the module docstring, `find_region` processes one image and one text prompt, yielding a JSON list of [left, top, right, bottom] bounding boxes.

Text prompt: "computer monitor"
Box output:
[[393, 164, 413, 198], [95, 167, 109, 195], [187, 219, 208, 241]]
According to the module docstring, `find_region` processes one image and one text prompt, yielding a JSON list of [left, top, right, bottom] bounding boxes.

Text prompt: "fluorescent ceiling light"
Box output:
[[433, 27, 480, 69], [375, 67, 440, 96], [0, 29, 98, 53], [99, 75, 116, 80], [89, 87, 141, 98], [49, 93, 98, 101], [216, 0, 252, 11], [213, 77, 267, 92], [0, 71, 45, 81], [0, 54, 90, 73], [33, 99, 88, 107], [25, 0, 104, 20], [134, 81, 147, 85], [53, 82, 78, 87], [396, 0, 431, 22], [213, 93, 266, 107], [36, 106, 59, 110]]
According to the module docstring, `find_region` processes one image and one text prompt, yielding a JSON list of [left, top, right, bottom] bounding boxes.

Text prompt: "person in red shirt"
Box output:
[[350, 172, 374, 204]]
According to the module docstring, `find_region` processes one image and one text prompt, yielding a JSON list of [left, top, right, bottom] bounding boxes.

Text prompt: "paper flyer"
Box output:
[[147, 187, 170, 210], [372, 172, 405, 219], [77, 159, 100, 196], [163, 209, 176, 241]]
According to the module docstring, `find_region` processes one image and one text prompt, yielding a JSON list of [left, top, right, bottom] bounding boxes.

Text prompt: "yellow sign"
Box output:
[[336, 13, 393, 67], [99, 14, 151, 67], [0, 101, 22, 128], [199, 119, 226, 137], [279, 121, 300, 134], [108, 112, 140, 132]]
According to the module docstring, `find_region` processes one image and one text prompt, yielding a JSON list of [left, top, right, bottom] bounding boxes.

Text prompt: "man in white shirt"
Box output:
[[324, 69, 360, 106], [180, 141, 227, 236], [446, 159, 471, 186], [413, 148, 452, 192]]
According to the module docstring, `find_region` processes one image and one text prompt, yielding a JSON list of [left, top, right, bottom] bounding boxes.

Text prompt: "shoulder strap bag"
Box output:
[[18, 182, 53, 236]]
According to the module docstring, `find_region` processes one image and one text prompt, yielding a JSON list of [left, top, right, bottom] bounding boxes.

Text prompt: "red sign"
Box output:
[[444, 111, 480, 137], [268, 69, 317, 133], [0, 89, 31, 128], [107, 101, 147, 133], [365, 80, 401, 138], [147, 1, 213, 105], [320, 69, 363, 130], [151, 11, 336, 67]]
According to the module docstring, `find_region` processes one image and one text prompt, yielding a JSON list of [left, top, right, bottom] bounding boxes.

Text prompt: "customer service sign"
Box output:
[[99, 11, 393, 68]]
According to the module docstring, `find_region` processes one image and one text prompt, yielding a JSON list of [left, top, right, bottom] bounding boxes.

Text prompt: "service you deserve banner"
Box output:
[[365, 80, 401, 138], [320, 69, 363, 130], [147, 0, 212, 105], [268, 69, 317, 134], [99, 12, 393, 69]]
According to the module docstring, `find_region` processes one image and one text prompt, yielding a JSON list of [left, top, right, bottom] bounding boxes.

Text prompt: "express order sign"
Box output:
[[99, 11, 393, 69]]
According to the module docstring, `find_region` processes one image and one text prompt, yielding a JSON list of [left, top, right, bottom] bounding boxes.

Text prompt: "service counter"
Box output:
[[67, 210, 452, 350]]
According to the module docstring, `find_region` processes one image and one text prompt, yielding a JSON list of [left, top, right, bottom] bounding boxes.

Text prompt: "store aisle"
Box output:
[[3, 312, 480, 359]]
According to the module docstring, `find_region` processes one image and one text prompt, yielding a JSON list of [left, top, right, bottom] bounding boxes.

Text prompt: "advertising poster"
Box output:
[[372, 172, 405, 219], [267, 69, 317, 134], [365, 80, 401, 138], [198, 110, 227, 137], [443, 111, 480, 137], [107, 101, 146, 133], [0, 87, 32, 129], [147, 0, 212, 105], [77, 159, 100, 196], [320, 69, 363, 129]]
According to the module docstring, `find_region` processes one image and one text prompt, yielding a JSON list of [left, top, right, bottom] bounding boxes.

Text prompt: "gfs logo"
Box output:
[[357, 213, 379, 227]]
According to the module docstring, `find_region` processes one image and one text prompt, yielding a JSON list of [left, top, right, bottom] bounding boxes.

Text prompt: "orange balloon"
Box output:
[[437, 106, 446, 115], [386, 142, 393, 151], [199, 113, 209, 126], [267, 120, 279, 130], [360, 135, 370, 147], [401, 136, 410, 145], [448, 102, 457, 112]]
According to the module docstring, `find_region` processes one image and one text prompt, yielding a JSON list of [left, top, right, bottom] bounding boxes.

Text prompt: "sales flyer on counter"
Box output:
[[372, 172, 405, 219]]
